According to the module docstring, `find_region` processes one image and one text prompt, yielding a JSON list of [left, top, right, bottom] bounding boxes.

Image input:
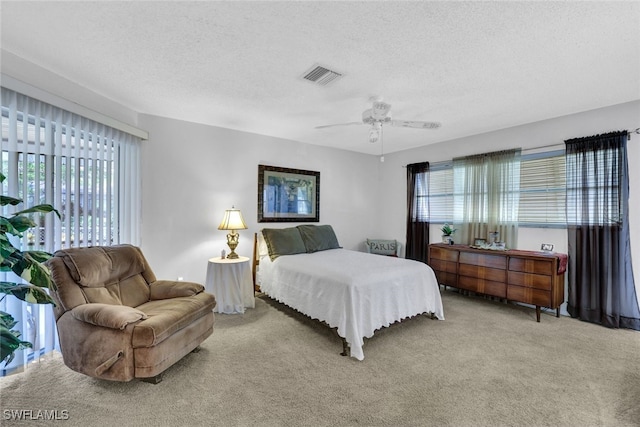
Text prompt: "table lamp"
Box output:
[[218, 207, 248, 259]]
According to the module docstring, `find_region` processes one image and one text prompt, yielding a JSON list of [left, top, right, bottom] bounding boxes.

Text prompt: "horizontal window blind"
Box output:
[[421, 150, 566, 228], [426, 163, 453, 223], [518, 150, 566, 226]]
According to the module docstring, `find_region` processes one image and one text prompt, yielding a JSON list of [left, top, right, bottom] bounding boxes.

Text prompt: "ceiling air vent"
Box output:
[[302, 64, 342, 86]]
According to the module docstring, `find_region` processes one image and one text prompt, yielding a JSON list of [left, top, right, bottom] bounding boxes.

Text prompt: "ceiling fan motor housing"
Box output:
[[362, 109, 391, 124]]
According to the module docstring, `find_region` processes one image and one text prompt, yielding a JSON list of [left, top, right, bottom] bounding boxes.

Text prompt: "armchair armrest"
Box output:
[[71, 303, 148, 330], [149, 280, 204, 300]]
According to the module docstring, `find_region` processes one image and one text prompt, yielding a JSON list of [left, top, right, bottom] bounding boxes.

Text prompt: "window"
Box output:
[[422, 149, 566, 228], [518, 150, 566, 227], [425, 162, 452, 223], [1, 87, 142, 375]]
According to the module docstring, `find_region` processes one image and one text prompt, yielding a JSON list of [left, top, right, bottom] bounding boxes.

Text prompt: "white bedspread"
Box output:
[[257, 249, 444, 360]]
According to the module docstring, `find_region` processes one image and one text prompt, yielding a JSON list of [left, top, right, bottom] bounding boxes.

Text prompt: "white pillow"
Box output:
[[257, 231, 269, 258]]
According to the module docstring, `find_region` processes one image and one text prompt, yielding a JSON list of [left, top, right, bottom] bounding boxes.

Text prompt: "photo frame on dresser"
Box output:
[[258, 164, 320, 222], [540, 243, 554, 252]]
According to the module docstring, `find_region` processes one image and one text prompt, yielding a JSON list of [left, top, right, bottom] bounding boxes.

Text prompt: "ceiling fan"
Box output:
[[315, 99, 441, 143]]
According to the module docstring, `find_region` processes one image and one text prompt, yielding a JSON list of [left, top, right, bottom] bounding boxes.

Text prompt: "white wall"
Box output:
[[1, 50, 139, 127], [137, 114, 381, 284], [4, 50, 639, 300], [378, 100, 640, 298]]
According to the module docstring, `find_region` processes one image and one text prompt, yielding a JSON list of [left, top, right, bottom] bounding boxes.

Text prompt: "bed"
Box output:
[[253, 225, 444, 360]]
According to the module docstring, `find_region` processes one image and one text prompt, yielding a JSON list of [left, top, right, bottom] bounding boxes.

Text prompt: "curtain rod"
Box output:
[[403, 127, 640, 167]]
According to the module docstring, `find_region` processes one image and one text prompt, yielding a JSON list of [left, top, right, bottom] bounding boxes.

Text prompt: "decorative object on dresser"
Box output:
[[440, 223, 457, 244], [218, 206, 248, 259], [428, 243, 566, 322]]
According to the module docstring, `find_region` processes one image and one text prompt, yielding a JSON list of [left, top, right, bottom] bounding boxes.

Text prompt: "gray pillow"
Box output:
[[261, 227, 307, 261], [297, 225, 341, 253], [366, 239, 398, 256]]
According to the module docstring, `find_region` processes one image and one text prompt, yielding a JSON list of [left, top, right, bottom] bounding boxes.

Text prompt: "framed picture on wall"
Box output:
[[540, 243, 554, 252], [258, 164, 320, 222]]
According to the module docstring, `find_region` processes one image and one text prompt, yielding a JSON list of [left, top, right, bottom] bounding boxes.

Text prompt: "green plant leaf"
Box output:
[[0, 311, 18, 330], [23, 250, 53, 263], [13, 204, 61, 219], [0, 282, 56, 305], [7, 215, 36, 233], [18, 259, 54, 290], [1, 325, 33, 365], [0, 217, 23, 236], [0, 195, 23, 207]]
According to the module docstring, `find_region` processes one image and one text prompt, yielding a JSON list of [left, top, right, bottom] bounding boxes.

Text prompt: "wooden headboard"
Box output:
[[252, 232, 261, 292]]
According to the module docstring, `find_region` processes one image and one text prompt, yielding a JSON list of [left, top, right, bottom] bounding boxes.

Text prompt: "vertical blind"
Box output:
[[1, 87, 142, 375]]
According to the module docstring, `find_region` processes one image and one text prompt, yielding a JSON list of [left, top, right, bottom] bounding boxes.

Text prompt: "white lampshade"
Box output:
[[218, 207, 248, 231]]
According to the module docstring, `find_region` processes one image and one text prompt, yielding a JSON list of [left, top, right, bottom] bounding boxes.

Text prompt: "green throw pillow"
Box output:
[[261, 227, 307, 261], [297, 224, 341, 253]]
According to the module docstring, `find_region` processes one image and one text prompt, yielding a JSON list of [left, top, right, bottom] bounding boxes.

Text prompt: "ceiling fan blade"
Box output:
[[391, 120, 441, 129], [315, 122, 363, 129]]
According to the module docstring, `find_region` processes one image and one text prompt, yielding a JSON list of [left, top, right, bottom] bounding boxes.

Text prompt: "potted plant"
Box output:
[[1, 172, 60, 366], [441, 223, 456, 244]]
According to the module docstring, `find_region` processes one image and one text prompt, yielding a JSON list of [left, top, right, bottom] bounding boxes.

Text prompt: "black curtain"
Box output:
[[406, 162, 430, 262], [565, 131, 640, 330]]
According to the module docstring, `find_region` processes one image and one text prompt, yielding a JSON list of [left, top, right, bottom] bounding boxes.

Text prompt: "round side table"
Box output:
[[205, 256, 255, 314]]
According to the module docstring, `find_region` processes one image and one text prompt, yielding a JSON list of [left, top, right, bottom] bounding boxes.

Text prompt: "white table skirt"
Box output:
[[206, 256, 255, 314]]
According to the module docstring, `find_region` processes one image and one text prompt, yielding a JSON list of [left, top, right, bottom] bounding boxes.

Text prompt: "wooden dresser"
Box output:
[[428, 243, 566, 322]]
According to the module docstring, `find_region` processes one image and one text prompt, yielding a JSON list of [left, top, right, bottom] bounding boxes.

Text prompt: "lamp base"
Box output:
[[226, 231, 240, 259]]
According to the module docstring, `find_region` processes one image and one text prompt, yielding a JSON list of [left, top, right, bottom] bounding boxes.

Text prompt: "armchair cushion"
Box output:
[[71, 303, 148, 330], [149, 280, 204, 300], [60, 245, 146, 288], [133, 292, 216, 347]]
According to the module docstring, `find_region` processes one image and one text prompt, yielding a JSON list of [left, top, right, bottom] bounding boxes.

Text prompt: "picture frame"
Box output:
[[474, 238, 487, 246], [258, 164, 320, 223], [540, 243, 554, 252]]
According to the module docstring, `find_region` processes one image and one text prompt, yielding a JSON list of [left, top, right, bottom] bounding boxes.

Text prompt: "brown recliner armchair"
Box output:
[[47, 244, 216, 383]]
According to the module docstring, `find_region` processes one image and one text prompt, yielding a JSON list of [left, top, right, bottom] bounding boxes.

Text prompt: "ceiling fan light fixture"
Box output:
[[369, 122, 382, 143], [369, 127, 379, 143]]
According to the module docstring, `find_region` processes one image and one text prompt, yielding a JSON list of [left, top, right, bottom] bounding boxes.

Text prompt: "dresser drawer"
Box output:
[[430, 258, 458, 274], [429, 247, 459, 262], [507, 286, 553, 307], [459, 264, 506, 282], [459, 252, 507, 269], [433, 270, 457, 287], [508, 271, 552, 290], [458, 275, 506, 298], [508, 257, 554, 275]]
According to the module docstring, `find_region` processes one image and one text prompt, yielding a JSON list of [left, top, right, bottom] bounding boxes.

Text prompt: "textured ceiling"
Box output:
[[1, 1, 639, 155]]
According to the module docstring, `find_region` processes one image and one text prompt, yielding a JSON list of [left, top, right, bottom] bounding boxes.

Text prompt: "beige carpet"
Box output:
[[1, 290, 639, 427]]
